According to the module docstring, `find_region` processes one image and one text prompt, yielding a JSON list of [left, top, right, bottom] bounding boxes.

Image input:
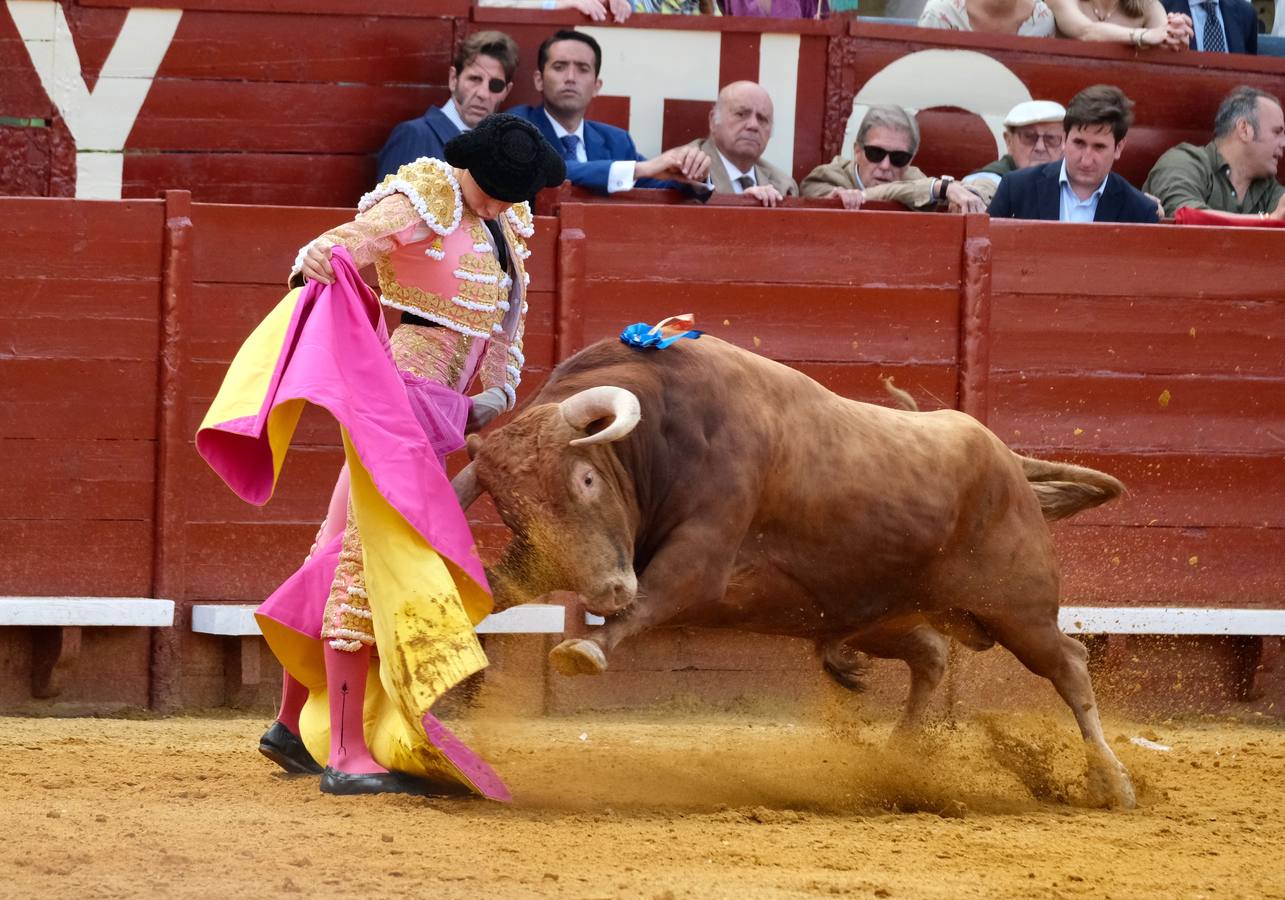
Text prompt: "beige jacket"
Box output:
[[693, 137, 798, 197], [800, 155, 933, 207]]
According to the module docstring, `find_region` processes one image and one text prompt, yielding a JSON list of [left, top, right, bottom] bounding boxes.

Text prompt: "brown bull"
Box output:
[[454, 335, 1135, 807]]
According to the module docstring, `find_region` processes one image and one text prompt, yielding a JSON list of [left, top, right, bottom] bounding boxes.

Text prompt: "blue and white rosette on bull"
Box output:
[[620, 314, 702, 350]]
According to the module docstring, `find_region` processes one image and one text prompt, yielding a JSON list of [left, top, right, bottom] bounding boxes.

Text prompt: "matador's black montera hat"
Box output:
[[445, 113, 566, 203]]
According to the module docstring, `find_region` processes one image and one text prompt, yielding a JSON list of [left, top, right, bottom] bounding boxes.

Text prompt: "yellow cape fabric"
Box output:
[[202, 287, 491, 790]]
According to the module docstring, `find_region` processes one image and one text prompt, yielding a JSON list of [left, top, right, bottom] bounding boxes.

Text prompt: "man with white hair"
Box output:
[[960, 99, 1068, 207], [800, 105, 987, 213], [693, 81, 798, 207]]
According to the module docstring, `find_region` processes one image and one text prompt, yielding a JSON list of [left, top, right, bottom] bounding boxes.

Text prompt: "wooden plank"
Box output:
[[3, 276, 161, 322], [0, 359, 157, 440], [2, 199, 163, 277], [2, 520, 154, 596], [0, 439, 155, 520], [574, 205, 964, 287], [1054, 524, 1285, 607], [990, 292, 1285, 378], [129, 81, 443, 153], [157, 12, 453, 83], [190, 203, 353, 284], [0, 310, 158, 361], [0, 597, 173, 627], [990, 221, 1285, 300], [989, 372, 1285, 454], [183, 443, 342, 524], [791, 362, 958, 407], [1023, 452, 1285, 529], [80, 0, 470, 13], [181, 522, 324, 600], [573, 284, 960, 363], [191, 601, 569, 635], [123, 153, 376, 207]]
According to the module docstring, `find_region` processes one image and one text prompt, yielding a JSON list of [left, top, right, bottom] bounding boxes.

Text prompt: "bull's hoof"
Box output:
[[550, 639, 607, 677], [1085, 757, 1137, 810]]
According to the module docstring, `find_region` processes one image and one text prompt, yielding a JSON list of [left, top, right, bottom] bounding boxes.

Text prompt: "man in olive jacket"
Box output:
[[1144, 86, 1285, 223], [693, 81, 797, 207]]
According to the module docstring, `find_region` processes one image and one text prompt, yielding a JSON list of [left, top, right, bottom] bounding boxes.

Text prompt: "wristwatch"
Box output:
[[936, 175, 954, 202]]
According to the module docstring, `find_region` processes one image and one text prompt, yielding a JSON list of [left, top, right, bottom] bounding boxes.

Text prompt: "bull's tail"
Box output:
[[1017, 454, 1125, 521]]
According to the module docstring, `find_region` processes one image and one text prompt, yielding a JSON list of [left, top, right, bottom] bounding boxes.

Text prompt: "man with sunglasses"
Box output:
[[960, 100, 1067, 207], [376, 31, 519, 180], [801, 105, 969, 212]]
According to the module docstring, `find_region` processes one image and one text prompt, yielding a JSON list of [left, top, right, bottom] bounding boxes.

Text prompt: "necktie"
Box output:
[[735, 174, 755, 192], [559, 134, 581, 161], [1201, 0, 1226, 52]]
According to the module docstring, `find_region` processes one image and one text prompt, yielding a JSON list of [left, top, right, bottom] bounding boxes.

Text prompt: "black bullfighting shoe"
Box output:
[[319, 767, 444, 796], [258, 721, 323, 775]]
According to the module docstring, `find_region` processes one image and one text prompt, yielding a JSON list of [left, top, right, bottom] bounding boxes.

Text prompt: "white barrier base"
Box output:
[[191, 603, 570, 636], [1059, 607, 1285, 636], [0, 597, 174, 627]]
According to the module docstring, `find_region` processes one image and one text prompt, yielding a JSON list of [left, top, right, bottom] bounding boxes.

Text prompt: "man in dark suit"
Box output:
[[1162, 0, 1257, 54], [376, 31, 519, 180], [507, 30, 711, 194], [989, 85, 1159, 225]]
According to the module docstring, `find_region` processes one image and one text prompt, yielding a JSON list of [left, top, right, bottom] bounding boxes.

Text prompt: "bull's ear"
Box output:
[[466, 433, 484, 460]]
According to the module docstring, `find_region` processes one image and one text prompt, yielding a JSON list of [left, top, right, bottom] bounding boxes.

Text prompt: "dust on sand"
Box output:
[[4, 704, 1284, 899]]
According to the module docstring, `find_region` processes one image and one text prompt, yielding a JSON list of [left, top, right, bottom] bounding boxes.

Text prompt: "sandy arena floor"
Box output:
[[4, 701, 1285, 899]]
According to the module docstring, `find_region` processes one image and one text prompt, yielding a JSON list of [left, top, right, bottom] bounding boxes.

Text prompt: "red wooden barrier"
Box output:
[[3, 193, 1284, 710]]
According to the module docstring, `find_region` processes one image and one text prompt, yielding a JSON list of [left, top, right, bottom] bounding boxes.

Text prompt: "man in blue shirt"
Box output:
[[376, 31, 520, 180], [507, 30, 711, 194], [988, 85, 1159, 225]]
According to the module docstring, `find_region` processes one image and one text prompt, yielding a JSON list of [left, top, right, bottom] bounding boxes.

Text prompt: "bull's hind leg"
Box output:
[[981, 614, 1136, 809], [827, 622, 949, 734]]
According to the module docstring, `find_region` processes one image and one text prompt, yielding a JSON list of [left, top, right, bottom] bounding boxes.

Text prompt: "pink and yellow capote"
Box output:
[[196, 248, 494, 791]]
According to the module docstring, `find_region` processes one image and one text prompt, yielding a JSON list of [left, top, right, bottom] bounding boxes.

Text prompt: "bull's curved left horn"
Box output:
[[559, 386, 641, 447], [452, 461, 483, 510]]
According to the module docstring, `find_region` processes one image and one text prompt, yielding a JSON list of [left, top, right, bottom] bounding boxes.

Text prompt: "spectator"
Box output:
[[507, 30, 711, 194], [1143, 86, 1285, 221], [723, 0, 827, 15], [961, 100, 1067, 206], [1161, 0, 1258, 53], [376, 32, 519, 180], [1045, 0, 1194, 49], [634, 0, 718, 10], [477, 0, 632, 23], [917, 0, 1057, 36], [988, 84, 1159, 223], [801, 105, 984, 213], [694, 81, 798, 207]]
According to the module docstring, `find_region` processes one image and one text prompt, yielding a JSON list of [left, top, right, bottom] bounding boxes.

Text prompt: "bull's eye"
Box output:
[[583, 473, 594, 487]]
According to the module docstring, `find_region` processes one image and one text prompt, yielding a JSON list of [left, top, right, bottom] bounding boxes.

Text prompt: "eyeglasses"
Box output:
[[860, 145, 913, 167], [486, 77, 508, 94], [1014, 130, 1064, 150]]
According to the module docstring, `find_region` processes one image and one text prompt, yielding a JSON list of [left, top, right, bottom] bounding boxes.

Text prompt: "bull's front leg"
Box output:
[[549, 518, 745, 677]]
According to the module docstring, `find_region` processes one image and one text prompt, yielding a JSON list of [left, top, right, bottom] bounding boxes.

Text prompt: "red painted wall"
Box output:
[[4, 4, 1284, 204]]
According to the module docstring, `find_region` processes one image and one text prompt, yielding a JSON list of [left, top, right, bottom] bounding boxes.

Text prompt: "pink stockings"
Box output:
[[323, 642, 386, 774]]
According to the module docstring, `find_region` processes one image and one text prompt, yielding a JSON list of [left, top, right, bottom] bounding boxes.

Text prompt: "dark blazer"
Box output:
[[1162, 0, 1257, 54], [506, 103, 677, 193], [988, 161, 1159, 224], [376, 106, 460, 181]]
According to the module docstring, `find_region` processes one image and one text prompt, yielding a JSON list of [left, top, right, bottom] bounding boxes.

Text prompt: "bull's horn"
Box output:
[[452, 461, 483, 510], [560, 386, 641, 447]]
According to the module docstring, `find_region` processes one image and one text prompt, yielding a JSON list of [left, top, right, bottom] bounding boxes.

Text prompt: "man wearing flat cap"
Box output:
[[961, 100, 1067, 207], [247, 114, 567, 798]]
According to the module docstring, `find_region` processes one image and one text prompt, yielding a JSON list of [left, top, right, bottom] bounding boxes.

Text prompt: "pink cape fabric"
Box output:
[[195, 247, 489, 625]]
